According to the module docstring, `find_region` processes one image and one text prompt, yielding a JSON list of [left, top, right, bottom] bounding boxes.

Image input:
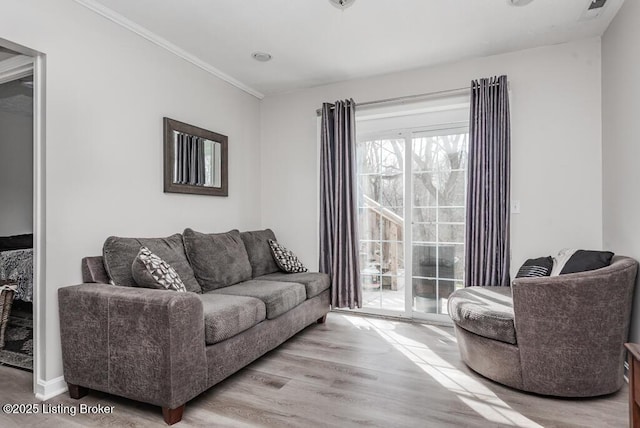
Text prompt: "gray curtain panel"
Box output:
[[176, 133, 185, 184], [189, 135, 198, 185], [465, 75, 511, 287], [197, 137, 205, 185], [182, 134, 190, 183], [175, 133, 206, 186], [320, 99, 362, 308]]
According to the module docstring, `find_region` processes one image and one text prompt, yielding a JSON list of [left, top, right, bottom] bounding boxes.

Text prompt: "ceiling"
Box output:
[[80, 0, 624, 98]]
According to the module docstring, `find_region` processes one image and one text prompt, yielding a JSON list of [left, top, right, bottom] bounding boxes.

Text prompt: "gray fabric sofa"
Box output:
[[58, 229, 330, 425], [448, 255, 638, 397]]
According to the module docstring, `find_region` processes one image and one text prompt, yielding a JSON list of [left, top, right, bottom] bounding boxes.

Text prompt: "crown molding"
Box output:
[[0, 55, 33, 85], [74, 0, 264, 99]]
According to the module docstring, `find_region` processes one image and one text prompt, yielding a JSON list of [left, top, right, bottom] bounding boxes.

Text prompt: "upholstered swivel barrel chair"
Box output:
[[448, 256, 638, 397]]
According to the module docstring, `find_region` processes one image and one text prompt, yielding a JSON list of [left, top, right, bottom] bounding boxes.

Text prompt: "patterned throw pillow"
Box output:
[[268, 240, 308, 273], [515, 256, 554, 278], [131, 246, 187, 292]]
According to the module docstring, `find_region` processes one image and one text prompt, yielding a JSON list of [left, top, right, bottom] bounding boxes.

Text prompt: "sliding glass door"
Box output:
[[356, 126, 468, 320], [358, 138, 406, 312], [410, 130, 468, 316]]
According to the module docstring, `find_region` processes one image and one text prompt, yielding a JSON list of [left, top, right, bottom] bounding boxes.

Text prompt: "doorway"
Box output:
[[0, 38, 45, 396]]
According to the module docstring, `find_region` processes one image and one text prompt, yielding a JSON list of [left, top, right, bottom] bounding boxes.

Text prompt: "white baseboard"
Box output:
[[34, 376, 68, 401]]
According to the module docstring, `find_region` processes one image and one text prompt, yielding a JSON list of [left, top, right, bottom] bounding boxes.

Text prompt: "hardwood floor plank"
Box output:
[[0, 313, 628, 427]]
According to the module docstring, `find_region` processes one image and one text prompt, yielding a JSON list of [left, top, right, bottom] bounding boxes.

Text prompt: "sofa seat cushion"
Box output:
[[211, 280, 306, 319], [197, 294, 266, 345], [448, 286, 516, 345], [256, 272, 330, 299]]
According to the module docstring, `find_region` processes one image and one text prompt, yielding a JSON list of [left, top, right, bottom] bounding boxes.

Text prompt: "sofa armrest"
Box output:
[[58, 284, 207, 409], [511, 256, 638, 394], [81, 256, 110, 283]]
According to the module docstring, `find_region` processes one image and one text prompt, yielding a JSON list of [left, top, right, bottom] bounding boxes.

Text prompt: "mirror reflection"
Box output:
[[172, 131, 222, 188], [164, 117, 228, 196]]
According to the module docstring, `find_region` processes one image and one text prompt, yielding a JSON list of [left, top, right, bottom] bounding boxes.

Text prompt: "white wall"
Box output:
[[0, 109, 33, 236], [261, 38, 604, 278], [602, 0, 640, 341], [0, 0, 261, 389]]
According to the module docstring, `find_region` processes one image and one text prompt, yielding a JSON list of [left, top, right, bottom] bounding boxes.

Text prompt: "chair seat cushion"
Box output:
[[197, 294, 266, 345], [211, 280, 306, 319], [448, 286, 516, 345], [255, 272, 330, 299]]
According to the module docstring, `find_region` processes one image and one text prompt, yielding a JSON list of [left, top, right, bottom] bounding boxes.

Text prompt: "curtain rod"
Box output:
[[315, 86, 469, 117], [315, 80, 511, 116]]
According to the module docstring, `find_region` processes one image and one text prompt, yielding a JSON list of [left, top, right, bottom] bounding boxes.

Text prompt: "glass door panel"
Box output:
[[357, 138, 405, 313], [360, 240, 382, 309], [411, 131, 468, 315], [355, 129, 467, 318]]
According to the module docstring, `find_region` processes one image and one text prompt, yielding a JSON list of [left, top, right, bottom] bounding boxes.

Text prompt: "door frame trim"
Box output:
[[0, 38, 47, 398]]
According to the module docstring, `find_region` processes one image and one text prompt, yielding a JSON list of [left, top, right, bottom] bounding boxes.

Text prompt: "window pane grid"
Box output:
[[412, 241, 465, 245], [413, 168, 466, 174], [413, 221, 465, 225], [411, 131, 468, 315], [356, 124, 468, 316]]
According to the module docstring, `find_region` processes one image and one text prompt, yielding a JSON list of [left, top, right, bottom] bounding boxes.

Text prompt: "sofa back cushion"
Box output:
[[240, 229, 280, 278], [103, 234, 202, 293], [183, 228, 252, 291]]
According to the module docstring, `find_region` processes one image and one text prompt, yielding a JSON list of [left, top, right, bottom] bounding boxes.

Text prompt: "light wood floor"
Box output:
[[0, 313, 629, 427]]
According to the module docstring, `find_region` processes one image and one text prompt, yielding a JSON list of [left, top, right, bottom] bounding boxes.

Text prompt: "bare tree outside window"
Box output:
[[356, 130, 468, 314]]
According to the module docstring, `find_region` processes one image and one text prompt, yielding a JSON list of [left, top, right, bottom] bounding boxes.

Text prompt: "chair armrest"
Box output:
[[512, 257, 637, 342], [58, 284, 207, 409], [511, 257, 637, 394]]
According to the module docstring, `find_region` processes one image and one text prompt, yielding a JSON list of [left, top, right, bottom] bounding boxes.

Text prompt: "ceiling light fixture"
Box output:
[[251, 52, 272, 62], [329, 0, 356, 10], [507, 0, 534, 6]]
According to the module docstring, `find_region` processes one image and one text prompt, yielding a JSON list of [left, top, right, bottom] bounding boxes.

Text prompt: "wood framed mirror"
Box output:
[[163, 117, 228, 196]]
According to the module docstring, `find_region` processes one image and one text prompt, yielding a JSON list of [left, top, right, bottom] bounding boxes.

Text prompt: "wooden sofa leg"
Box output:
[[317, 314, 327, 324], [162, 405, 185, 425], [67, 383, 89, 399]]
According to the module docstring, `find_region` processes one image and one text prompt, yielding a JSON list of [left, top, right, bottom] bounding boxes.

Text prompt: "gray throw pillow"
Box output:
[[560, 250, 614, 275], [268, 239, 308, 273], [103, 234, 201, 293], [183, 228, 253, 292], [132, 246, 187, 292]]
